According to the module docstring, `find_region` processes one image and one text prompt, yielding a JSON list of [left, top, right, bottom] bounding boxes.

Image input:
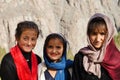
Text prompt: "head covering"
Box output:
[[80, 13, 120, 79], [43, 33, 73, 80]]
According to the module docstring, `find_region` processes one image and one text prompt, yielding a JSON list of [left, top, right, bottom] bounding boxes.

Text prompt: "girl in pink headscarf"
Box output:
[[72, 13, 120, 80]]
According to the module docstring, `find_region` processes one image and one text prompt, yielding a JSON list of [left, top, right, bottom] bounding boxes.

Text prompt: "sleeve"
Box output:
[[72, 52, 99, 80], [101, 66, 112, 80], [0, 64, 1, 77], [72, 53, 82, 80], [0, 54, 18, 80]]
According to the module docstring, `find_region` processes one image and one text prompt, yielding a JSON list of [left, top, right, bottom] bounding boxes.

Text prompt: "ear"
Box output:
[[15, 36, 19, 42]]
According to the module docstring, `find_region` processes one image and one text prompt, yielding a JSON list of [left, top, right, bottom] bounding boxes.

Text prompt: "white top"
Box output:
[[38, 62, 72, 80], [38, 62, 47, 80]]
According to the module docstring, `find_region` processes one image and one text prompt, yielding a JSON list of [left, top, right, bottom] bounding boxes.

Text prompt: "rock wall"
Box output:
[[0, 0, 120, 58]]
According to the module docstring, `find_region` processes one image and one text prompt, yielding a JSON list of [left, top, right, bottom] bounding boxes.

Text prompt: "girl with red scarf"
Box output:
[[72, 13, 120, 80], [0, 21, 42, 80]]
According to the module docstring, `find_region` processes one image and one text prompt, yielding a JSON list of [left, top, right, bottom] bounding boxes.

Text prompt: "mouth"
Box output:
[[50, 53, 59, 57], [24, 46, 33, 50], [93, 41, 101, 45]]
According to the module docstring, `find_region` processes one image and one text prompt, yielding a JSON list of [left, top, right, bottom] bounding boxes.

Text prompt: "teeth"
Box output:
[[55, 53, 58, 54]]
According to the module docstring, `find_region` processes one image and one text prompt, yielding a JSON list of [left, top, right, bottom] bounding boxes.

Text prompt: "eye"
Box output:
[[47, 45, 53, 49], [56, 46, 61, 49], [100, 32, 106, 35], [23, 37, 28, 41], [31, 38, 37, 41]]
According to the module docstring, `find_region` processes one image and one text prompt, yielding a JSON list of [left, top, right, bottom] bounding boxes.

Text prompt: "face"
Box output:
[[89, 25, 107, 50], [46, 38, 64, 62], [16, 29, 38, 52]]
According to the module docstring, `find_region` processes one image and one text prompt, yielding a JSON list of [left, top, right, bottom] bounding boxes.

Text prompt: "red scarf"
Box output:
[[102, 39, 120, 80], [10, 45, 37, 80]]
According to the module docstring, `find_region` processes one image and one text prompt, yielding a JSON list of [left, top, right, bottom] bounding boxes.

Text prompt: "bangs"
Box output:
[[91, 24, 108, 34], [87, 17, 108, 35]]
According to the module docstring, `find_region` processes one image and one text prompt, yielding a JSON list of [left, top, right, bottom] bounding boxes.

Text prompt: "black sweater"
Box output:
[[72, 51, 112, 80], [0, 52, 41, 80]]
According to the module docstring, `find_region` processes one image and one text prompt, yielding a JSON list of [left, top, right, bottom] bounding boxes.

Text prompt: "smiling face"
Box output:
[[89, 25, 107, 50], [87, 17, 108, 50], [16, 29, 38, 52], [46, 38, 64, 62]]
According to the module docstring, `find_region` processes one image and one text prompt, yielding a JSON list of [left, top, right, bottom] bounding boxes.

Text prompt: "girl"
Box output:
[[0, 21, 42, 80], [72, 13, 120, 80], [38, 33, 73, 80]]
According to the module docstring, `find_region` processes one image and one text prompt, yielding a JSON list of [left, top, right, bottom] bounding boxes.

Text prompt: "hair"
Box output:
[[15, 21, 39, 40], [43, 33, 67, 61], [87, 17, 108, 36]]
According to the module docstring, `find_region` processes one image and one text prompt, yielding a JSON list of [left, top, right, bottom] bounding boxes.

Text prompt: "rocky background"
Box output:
[[0, 0, 120, 60]]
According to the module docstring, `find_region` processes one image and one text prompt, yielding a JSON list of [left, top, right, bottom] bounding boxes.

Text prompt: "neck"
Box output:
[[48, 69, 57, 78]]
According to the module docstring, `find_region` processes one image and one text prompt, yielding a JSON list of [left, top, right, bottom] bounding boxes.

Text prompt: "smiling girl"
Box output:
[[72, 13, 120, 80], [0, 21, 42, 80], [38, 33, 73, 80]]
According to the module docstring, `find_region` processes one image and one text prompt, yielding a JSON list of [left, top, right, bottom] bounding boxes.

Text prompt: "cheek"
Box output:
[[89, 36, 95, 42], [59, 48, 64, 55], [32, 41, 37, 46], [46, 48, 51, 54], [17, 39, 25, 45], [102, 36, 106, 42]]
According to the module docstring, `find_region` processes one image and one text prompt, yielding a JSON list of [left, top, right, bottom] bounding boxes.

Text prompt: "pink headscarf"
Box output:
[[80, 13, 120, 80]]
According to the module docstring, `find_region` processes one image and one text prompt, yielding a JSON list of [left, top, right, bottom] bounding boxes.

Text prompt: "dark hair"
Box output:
[[15, 21, 39, 40], [87, 17, 107, 36], [43, 33, 67, 61]]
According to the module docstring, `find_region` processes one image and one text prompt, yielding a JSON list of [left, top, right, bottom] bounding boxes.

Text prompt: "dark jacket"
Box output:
[[72, 51, 112, 80], [0, 52, 41, 80]]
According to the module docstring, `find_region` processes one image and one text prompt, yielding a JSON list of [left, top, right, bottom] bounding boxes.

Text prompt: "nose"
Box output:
[[53, 48, 57, 53], [28, 40, 32, 45], [96, 34, 102, 41]]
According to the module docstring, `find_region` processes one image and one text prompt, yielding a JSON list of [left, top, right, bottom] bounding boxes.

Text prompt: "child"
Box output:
[[38, 33, 73, 80], [72, 13, 120, 80], [0, 21, 42, 80]]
